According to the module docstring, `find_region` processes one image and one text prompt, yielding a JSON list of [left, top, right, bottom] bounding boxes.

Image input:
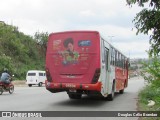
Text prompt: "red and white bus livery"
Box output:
[[45, 31, 129, 100]]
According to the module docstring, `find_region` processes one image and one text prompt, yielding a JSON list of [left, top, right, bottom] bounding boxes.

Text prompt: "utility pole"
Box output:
[[108, 36, 114, 44]]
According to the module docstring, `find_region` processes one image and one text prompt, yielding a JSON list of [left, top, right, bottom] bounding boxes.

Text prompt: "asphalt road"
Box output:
[[0, 77, 145, 120]]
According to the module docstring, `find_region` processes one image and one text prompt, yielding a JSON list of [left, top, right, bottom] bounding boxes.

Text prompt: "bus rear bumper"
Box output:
[[45, 80, 101, 93]]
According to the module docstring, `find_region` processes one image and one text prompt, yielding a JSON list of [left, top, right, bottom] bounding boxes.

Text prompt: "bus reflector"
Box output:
[[91, 68, 100, 84], [46, 68, 52, 82]]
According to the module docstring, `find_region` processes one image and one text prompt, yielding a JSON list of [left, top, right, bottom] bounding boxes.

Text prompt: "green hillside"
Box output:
[[0, 21, 47, 80]]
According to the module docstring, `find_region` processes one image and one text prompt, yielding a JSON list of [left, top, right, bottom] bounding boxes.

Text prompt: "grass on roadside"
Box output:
[[138, 81, 160, 120]]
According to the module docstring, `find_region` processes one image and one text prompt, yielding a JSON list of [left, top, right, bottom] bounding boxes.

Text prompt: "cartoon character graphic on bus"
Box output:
[[61, 38, 79, 65]]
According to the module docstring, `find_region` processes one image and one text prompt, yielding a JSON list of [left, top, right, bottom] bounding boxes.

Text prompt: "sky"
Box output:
[[0, 0, 150, 59]]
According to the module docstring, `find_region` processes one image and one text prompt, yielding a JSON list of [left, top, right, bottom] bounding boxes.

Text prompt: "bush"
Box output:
[[139, 56, 160, 111], [139, 55, 160, 111]]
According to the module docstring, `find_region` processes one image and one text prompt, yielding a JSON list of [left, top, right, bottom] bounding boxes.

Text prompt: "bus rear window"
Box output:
[[78, 40, 91, 46], [28, 73, 36, 76]]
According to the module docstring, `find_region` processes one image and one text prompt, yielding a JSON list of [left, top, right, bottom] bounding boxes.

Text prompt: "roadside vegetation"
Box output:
[[126, 0, 160, 119], [140, 57, 160, 110], [0, 21, 48, 80], [138, 56, 160, 120]]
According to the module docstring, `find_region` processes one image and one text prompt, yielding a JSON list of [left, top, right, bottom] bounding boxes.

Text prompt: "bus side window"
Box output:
[[110, 47, 112, 65], [121, 55, 124, 68], [117, 53, 119, 67], [101, 40, 105, 63], [119, 53, 122, 68], [115, 50, 118, 66], [123, 56, 125, 69], [105, 47, 109, 70], [110, 47, 114, 66], [124, 58, 127, 69], [112, 48, 115, 66], [117, 52, 120, 67]]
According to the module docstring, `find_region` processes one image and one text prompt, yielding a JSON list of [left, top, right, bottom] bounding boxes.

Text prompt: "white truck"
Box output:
[[26, 70, 46, 87]]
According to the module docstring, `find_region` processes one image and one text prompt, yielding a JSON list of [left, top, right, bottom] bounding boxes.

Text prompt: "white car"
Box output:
[[26, 70, 46, 87]]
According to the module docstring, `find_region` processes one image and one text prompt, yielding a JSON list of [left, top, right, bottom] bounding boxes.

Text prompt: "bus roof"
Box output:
[[49, 30, 99, 36], [101, 36, 128, 59]]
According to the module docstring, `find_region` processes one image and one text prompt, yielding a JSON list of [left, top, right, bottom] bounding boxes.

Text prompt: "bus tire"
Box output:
[[119, 89, 124, 94], [119, 80, 126, 94], [107, 82, 115, 101], [28, 84, 32, 87], [68, 94, 82, 99]]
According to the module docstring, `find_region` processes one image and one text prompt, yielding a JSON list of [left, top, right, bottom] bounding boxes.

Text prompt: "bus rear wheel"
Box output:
[[107, 82, 115, 101], [119, 89, 124, 94], [119, 81, 126, 94], [68, 94, 82, 99]]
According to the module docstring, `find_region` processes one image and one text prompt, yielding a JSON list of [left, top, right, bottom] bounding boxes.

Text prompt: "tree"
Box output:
[[0, 22, 45, 79], [126, 0, 160, 56], [141, 56, 160, 82], [34, 31, 49, 55]]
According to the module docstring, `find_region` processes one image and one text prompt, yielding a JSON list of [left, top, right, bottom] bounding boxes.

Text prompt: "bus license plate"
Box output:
[[69, 89, 76, 92]]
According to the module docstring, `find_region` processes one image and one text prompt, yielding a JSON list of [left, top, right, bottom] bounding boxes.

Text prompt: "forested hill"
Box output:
[[0, 21, 48, 80]]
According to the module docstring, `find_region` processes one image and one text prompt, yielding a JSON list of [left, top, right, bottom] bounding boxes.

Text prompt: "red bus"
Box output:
[[45, 31, 129, 100]]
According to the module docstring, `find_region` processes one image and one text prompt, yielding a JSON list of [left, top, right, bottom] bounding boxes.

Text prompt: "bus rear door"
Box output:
[[100, 39, 111, 97]]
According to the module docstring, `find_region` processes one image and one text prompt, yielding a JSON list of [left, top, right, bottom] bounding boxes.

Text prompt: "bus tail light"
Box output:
[[46, 68, 52, 82], [91, 68, 100, 84]]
